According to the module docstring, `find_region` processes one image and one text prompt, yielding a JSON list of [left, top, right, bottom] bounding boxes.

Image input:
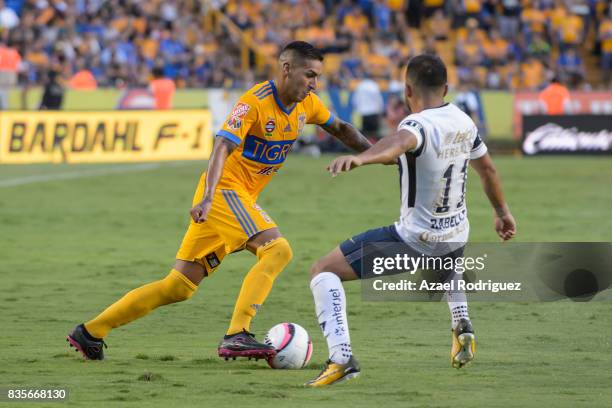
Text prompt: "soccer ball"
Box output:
[[264, 323, 313, 369]]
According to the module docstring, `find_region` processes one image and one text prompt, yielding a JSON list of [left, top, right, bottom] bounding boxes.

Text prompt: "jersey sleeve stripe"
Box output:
[[222, 190, 254, 236], [256, 90, 273, 100], [470, 143, 488, 160], [228, 190, 259, 236], [471, 133, 483, 151], [323, 112, 335, 126], [398, 119, 425, 154], [216, 130, 241, 145], [413, 129, 427, 157], [254, 85, 272, 97]]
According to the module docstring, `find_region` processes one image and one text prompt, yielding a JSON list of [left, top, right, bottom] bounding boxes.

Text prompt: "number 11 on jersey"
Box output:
[[435, 159, 468, 214]]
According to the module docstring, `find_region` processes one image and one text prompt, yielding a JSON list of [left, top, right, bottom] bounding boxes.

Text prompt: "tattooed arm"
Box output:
[[320, 116, 372, 153]]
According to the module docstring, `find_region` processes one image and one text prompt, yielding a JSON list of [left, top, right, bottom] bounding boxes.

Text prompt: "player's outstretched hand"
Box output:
[[190, 199, 213, 223], [328, 155, 363, 177], [495, 213, 516, 241]]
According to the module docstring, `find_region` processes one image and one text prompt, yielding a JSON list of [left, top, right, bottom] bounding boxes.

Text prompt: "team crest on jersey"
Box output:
[[265, 119, 276, 133], [227, 116, 242, 130], [298, 113, 306, 133]]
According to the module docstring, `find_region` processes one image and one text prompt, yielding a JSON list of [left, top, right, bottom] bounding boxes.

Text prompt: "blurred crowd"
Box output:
[[3, 0, 234, 88], [0, 0, 610, 91], [228, 0, 611, 91]]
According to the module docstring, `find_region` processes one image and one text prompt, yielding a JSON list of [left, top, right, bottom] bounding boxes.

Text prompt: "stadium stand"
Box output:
[[0, 0, 610, 91]]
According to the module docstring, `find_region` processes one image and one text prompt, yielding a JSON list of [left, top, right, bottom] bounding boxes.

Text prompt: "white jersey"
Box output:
[[394, 103, 488, 255]]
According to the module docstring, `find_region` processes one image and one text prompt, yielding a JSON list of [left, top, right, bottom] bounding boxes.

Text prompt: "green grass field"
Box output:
[[1, 155, 611, 408]]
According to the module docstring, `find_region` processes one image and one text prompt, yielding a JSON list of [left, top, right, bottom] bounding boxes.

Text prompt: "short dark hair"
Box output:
[[406, 54, 447, 91], [280, 41, 324, 63]]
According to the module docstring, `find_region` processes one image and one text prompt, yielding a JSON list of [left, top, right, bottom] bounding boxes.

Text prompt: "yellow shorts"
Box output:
[[176, 173, 277, 275]]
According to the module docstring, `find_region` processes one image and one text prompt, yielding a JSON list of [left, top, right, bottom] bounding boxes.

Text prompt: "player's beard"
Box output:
[[296, 89, 308, 101], [300, 84, 311, 99]]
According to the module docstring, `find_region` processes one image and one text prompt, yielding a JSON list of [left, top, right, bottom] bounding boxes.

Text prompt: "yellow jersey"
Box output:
[[215, 80, 334, 197]]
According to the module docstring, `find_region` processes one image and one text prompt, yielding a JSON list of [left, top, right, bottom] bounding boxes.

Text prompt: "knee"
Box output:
[[161, 270, 197, 303], [173, 282, 195, 302], [310, 258, 326, 279], [260, 237, 293, 267], [277, 238, 293, 266]]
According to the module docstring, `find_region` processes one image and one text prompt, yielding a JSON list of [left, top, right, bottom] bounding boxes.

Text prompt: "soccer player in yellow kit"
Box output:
[[67, 41, 371, 360]]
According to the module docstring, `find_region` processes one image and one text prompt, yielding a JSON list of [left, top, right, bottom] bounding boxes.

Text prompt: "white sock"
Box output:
[[310, 272, 352, 364], [448, 301, 470, 329], [445, 272, 470, 329]]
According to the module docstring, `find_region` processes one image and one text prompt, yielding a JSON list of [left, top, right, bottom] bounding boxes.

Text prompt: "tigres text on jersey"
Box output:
[[215, 80, 334, 197]]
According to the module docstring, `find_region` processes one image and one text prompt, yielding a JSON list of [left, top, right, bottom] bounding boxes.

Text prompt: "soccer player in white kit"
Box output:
[[306, 55, 516, 387]]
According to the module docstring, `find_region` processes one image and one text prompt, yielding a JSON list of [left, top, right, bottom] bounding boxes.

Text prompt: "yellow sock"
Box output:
[[227, 238, 293, 335], [84, 269, 197, 339]]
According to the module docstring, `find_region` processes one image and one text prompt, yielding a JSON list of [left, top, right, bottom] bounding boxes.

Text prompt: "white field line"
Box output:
[[0, 162, 194, 188]]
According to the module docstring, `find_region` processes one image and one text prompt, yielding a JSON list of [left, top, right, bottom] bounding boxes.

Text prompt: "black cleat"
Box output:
[[218, 330, 276, 360], [67, 324, 107, 360]]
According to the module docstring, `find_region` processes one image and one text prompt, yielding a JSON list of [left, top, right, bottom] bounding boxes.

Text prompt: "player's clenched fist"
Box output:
[[190, 199, 213, 223], [327, 155, 363, 177]]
